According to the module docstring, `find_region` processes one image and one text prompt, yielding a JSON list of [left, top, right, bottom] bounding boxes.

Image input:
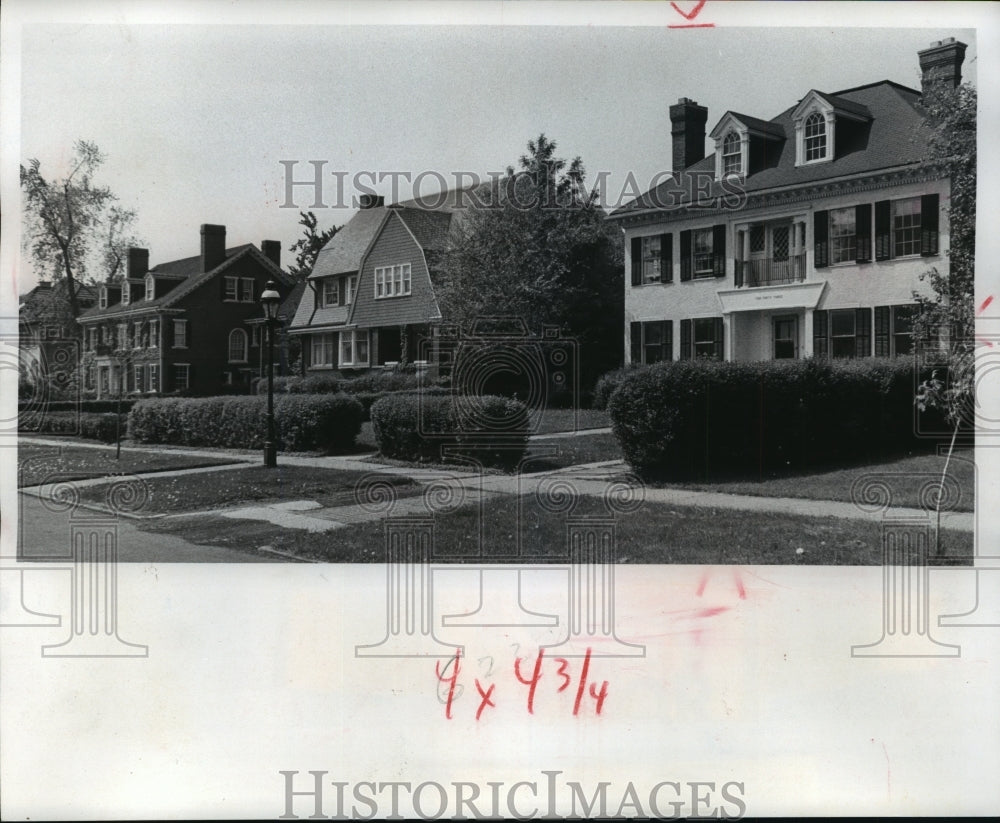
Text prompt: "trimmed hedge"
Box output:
[[607, 358, 949, 480], [128, 393, 363, 453], [591, 365, 646, 411], [19, 411, 123, 443], [18, 399, 137, 414], [370, 393, 529, 468]]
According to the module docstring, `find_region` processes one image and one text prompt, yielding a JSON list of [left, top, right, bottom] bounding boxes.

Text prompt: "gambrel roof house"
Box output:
[[288, 191, 467, 373], [77, 224, 295, 398], [609, 37, 966, 365]]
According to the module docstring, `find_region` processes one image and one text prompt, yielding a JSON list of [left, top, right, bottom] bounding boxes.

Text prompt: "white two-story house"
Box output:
[[609, 37, 966, 365]]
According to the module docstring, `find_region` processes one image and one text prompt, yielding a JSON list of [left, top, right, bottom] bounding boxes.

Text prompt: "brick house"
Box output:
[[609, 38, 966, 365], [77, 224, 295, 398], [289, 193, 457, 373], [19, 281, 97, 392]]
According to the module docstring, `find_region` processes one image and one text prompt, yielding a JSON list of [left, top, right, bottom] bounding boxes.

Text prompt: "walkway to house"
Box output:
[[18, 436, 975, 534]]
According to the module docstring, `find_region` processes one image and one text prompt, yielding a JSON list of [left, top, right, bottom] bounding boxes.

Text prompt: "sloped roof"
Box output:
[[814, 90, 873, 119], [78, 245, 291, 321], [394, 207, 455, 252], [20, 282, 97, 325], [612, 81, 933, 218], [725, 112, 786, 138], [308, 207, 388, 280]]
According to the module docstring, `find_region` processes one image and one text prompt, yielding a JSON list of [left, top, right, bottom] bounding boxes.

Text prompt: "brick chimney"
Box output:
[[261, 239, 281, 267], [359, 193, 385, 210], [126, 247, 149, 279], [669, 97, 709, 173], [200, 224, 227, 271], [918, 37, 967, 98]]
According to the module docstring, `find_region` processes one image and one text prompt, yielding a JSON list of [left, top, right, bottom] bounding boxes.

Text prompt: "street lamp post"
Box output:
[[260, 280, 281, 468]]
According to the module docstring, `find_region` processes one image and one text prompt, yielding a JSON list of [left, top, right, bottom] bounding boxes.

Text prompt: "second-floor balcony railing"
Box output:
[[736, 253, 806, 287]]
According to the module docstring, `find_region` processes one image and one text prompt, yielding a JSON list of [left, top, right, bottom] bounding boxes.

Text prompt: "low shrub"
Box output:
[[370, 393, 529, 468], [128, 393, 363, 453], [591, 365, 646, 411], [17, 398, 138, 414], [19, 411, 123, 443], [607, 357, 948, 480], [341, 370, 423, 394]]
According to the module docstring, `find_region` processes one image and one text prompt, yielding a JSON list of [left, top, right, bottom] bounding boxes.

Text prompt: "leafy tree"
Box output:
[[912, 82, 976, 553], [287, 210, 339, 280], [20, 141, 140, 326], [436, 134, 623, 396]]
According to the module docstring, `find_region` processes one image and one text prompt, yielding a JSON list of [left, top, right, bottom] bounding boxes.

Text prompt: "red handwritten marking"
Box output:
[[475, 679, 496, 721], [976, 337, 994, 348], [696, 606, 730, 618], [589, 680, 609, 715], [978, 295, 994, 314], [435, 649, 462, 720], [554, 657, 571, 693], [695, 572, 709, 597], [734, 570, 747, 600], [572, 648, 594, 716], [514, 649, 544, 714], [668, 0, 714, 28]]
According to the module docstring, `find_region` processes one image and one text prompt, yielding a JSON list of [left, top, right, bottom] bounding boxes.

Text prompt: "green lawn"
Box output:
[[75, 464, 419, 515], [523, 433, 622, 471], [137, 493, 972, 565], [533, 407, 609, 434], [653, 450, 975, 512], [18, 443, 243, 487]]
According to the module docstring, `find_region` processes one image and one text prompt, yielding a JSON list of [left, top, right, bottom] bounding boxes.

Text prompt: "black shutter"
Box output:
[[874, 306, 890, 357], [680, 230, 692, 281], [921, 193, 940, 256], [855, 308, 871, 358], [813, 310, 829, 358], [712, 317, 725, 359], [630, 321, 642, 364], [874, 200, 892, 261], [814, 211, 829, 269], [855, 203, 872, 263], [712, 224, 727, 277], [661, 233, 673, 283], [734, 255, 743, 287], [663, 320, 673, 361], [630, 237, 642, 286], [680, 319, 692, 359]]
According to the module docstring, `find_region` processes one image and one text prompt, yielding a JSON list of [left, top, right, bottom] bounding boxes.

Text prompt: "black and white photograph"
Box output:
[[2, 1, 998, 818]]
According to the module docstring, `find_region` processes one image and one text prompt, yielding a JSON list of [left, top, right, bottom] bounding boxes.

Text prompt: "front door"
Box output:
[[773, 315, 798, 359]]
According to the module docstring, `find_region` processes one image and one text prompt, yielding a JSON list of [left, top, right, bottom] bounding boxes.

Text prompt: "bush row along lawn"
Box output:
[[17, 443, 242, 488], [137, 493, 973, 565], [75, 465, 420, 515]]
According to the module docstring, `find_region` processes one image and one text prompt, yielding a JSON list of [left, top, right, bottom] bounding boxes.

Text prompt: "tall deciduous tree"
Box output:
[[20, 141, 140, 327], [436, 134, 624, 394], [287, 211, 339, 280]]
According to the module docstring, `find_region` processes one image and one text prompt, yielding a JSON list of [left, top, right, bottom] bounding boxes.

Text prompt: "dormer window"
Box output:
[[803, 112, 828, 162], [722, 132, 742, 176], [99, 286, 108, 309], [121, 283, 131, 306], [144, 274, 155, 301]]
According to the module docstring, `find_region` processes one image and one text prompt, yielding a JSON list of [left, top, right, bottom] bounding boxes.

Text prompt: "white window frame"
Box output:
[[310, 332, 336, 368], [803, 112, 828, 163], [374, 263, 412, 298], [224, 276, 239, 301], [339, 329, 370, 367], [722, 131, 742, 176], [693, 318, 722, 359], [147, 318, 159, 349], [693, 229, 715, 277], [121, 283, 131, 306], [251, 324, 261, 347], [173, 319, 188, 349], [829, 207, 857, 265], [87, 327, 96, 351], [173, 363, 190, 392], [344, 275, 357, 305], [830, 309, 857, 359], [240, 277, 255, 303], [144, 274, 155, 301], [99, 287, 108, 309], [640, 235, 663, 284], [118, 323, 128, 350], [133, 364, 144, 393], [228, 328, 249, 363], [321, 278, 339, 308], [148, 364, 159, 393], [892, 197, 922, 258]]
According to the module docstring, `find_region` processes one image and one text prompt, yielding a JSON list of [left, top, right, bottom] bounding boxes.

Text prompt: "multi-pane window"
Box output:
[[133, 364, 144, 393], [339, 330, 370, 367], [148, 319, 159, 348], [693, 318, 722, 359], [87, 327, 97, 351], [224, 277, 239, 301], [118, 323, 128, 349], [100, 367, 110, 396], [830, 309, 857, 359], [830, 208, 857, 264], [643, 321, 672, 364], [228, 329, 248, 363], [239, 278, 255, 302], [893, 306, 914, 355], [722, 132, 741, 176], [145, 275, 155, 301], [345, 275, 358, 305], [99, 288, 108, 309], [311, 333, 336, 367], [804, 112, 827, 161], [121, 284, 131, 306], [173, 319, 187, 348], [892, 197, 922, 257], [641, 235, 663, 284], [375, 264, 412, 298], [148, 364, 159, 393], [693, 230, 715, 276], [749, 225, 766, 254], [322, 278, 339, 307], [173, 364, 190, 391]]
